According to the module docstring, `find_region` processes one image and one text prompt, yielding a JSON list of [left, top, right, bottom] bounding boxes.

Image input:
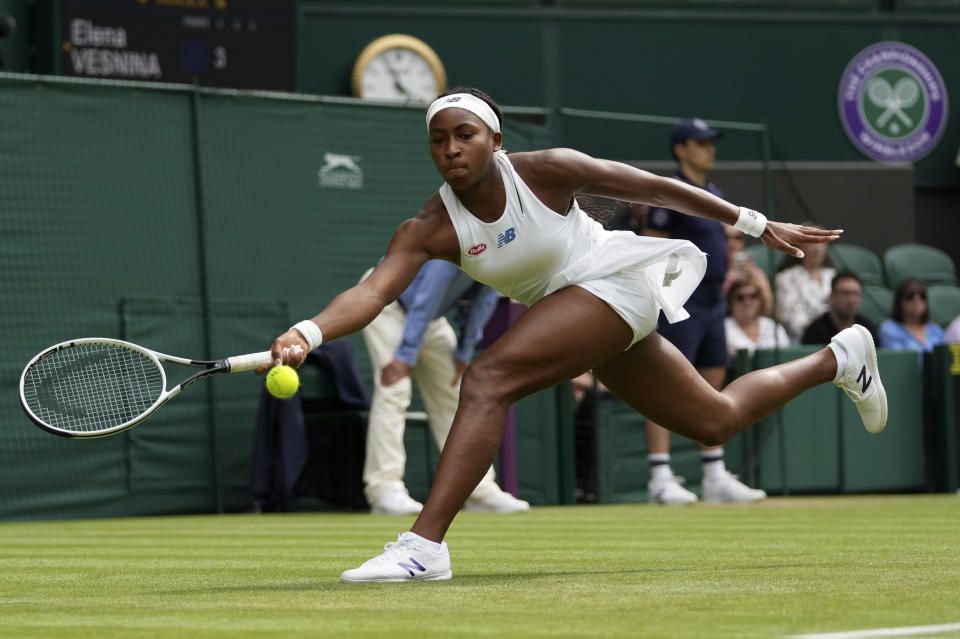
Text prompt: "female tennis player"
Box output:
[[259, 88, 886, 583]]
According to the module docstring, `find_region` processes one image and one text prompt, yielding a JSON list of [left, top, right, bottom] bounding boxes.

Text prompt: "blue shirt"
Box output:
[[394, 259, 500, 366], [646, 172, 727, 307], [878, 319, 945, 353]]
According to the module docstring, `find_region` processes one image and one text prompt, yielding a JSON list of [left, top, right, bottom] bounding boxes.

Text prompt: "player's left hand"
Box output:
[[761, 221, 842, 259]]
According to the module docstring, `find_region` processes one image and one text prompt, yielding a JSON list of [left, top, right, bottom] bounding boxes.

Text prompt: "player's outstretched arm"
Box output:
[[523, 148, 841, 260], [255, 215, 438, 374]]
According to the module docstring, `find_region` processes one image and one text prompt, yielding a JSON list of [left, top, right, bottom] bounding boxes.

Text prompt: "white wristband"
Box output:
[[734, 206, 767, 238], [290, 320, 323, 352]]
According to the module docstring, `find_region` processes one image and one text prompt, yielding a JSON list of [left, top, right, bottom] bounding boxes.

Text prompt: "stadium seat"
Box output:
[[744, 243, 781, 284], [883, 243, 958, 289], [927, 284, 960, 328], [859, 285, 894, 327], [829, 243, 885, 286]]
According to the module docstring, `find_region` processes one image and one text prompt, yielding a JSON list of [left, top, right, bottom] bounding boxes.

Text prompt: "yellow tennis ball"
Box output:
[[266, 365, 299, 399]]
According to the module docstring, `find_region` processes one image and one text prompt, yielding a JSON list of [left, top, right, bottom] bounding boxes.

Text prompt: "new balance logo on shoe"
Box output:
[[857, 365, 872, 393], [397, 557, 427, 578]]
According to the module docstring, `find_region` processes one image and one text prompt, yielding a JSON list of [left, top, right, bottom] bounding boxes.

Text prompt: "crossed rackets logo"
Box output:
[[838, 41, 948, 164], [864, 73, 922, 137]]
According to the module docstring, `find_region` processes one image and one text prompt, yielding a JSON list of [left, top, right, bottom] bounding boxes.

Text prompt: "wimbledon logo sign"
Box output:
[[838, 41, 948, 164]]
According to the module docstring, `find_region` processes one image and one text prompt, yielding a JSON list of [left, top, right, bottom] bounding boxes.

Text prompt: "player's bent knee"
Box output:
[[689, 414, 740, 447], [458, 361, 510, 408]]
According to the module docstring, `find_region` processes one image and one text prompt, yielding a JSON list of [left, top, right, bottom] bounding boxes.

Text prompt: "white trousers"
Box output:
[[360, 300, 499, 504]]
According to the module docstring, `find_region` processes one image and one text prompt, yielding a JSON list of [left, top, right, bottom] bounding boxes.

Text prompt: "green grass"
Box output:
[[1, 495, 958, 638]]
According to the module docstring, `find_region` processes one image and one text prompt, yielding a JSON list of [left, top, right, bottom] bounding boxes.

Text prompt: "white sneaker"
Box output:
[[832, 324, 888, 434], [463, 490, 531, 513], [702, 470, 767, 503], [370, 490, 423, 515], [340, 532, 452, 583], [648, 475, 698, 505]]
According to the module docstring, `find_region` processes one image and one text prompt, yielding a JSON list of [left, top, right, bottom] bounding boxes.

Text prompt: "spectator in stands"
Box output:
[[724, 226, 773, 317], [360, 259, 529, 515], [802, 272, 879, 346], [775, 224, 836, 342], [880, 278, 945, 353], [945, 313, 960, 343], [725, 276, 789, 355]]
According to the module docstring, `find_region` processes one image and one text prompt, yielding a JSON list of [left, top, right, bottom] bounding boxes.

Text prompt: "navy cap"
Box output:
[[670, 118, 723, 147]]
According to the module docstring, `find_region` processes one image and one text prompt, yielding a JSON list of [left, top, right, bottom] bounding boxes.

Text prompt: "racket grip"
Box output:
[[227, 351, 274, 372]]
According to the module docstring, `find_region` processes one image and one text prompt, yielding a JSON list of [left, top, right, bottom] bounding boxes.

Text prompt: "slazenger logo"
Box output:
[[838, 41, 948, 164], [318, 153, 363, 190], [467, 243, 486, 256]]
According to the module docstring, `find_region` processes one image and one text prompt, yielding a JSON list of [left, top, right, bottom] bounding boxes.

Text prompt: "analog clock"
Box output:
[[351, 34, 447, 103]]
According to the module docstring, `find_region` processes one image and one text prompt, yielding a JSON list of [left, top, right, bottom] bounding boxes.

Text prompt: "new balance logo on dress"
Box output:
[[857, 365, 872, 393], [497, 227, 516, 248]]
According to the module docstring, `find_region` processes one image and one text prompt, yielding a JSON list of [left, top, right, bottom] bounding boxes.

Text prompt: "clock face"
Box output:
[[360, 47, 440, 103]]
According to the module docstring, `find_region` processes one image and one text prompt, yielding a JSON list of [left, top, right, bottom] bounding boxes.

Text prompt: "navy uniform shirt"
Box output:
[[645, 172, 727, 308]]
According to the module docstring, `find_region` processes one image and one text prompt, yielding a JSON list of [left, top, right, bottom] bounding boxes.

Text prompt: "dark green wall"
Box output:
[[0, 74, 548, 521], [297, 3, 960, 188]]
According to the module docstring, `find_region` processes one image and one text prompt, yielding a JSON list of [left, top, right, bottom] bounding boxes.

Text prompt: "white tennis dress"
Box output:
[[439, 151, 707, 344]]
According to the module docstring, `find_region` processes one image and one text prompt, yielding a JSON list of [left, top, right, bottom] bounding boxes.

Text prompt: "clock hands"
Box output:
[[383, 54, 413, 98]]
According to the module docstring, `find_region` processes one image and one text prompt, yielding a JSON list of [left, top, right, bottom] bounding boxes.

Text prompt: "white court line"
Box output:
[[789, 622, 960, 639]]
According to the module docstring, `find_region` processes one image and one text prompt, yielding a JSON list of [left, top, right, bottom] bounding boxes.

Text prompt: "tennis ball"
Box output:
[[266, 365, 299, 399]]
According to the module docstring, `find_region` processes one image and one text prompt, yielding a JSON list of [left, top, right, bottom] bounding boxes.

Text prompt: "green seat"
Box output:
[[859, 285, 894, 327], [829, 243, 885, 286], [927, 284, 960, 328], [744, 243, 781, 284], [883, 243, 957, 289]]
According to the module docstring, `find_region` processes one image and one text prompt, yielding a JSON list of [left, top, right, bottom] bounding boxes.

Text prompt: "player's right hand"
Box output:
[[256, 330, 309, 374]]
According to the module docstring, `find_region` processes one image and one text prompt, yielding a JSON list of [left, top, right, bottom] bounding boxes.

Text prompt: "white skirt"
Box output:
[[545, 228, 707, 346]]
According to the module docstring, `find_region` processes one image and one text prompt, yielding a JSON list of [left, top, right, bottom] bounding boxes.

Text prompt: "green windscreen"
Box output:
[[0, 73, 549, 520]]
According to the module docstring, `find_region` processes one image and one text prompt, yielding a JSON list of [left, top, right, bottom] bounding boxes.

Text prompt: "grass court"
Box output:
[[1, 495, 958, 638]]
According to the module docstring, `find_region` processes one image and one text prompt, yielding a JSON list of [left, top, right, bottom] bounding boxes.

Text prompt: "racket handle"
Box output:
[[227, 351, 274, 372]]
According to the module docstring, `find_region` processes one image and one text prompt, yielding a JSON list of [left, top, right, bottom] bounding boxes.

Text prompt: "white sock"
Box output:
[[828, 342, 847, 383], [648, 453, 673, 481], [701, 452, 726, 480], [404, 532, 442, 553]]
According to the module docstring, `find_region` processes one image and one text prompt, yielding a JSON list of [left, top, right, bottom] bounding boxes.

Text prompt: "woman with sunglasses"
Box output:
[[879, 279, 945, 352], [725, 275, 789, 356]]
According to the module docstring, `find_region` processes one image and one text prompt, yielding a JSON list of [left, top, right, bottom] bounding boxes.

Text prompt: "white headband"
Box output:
[[425, 93, 501, 133]]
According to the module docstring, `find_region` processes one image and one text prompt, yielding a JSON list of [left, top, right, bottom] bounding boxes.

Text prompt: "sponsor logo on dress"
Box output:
[[497, 227, 516, 248], [467, 243, 487, 256], [318, 153, 364, 190], [838, 41, 948, 164]]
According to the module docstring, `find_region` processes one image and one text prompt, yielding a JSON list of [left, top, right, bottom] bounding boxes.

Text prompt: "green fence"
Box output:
[[587, 345, 959, 502], [0, 72, 551, 521], [1, 72, 954, 521]]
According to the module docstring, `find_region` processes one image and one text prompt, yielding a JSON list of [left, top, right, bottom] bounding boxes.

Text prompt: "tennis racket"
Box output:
[[19, 338, 273, 438]]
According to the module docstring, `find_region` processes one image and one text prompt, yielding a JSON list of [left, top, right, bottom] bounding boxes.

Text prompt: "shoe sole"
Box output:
[[702, 495, 767, 503], [340, 571, 453, 583], [853, 324, 887, 434], [649, 497, 697, 505], [370, 509, 423, 515]]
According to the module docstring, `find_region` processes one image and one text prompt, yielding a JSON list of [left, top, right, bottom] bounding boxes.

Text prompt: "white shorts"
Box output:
[[577, 267, 661, 348]]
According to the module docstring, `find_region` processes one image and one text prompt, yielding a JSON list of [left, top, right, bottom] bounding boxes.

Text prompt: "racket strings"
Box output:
[[22, 343, 164, 433]]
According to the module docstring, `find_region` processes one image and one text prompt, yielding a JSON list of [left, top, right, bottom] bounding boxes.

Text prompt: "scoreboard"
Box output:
[[61, 0, 293, 91]]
